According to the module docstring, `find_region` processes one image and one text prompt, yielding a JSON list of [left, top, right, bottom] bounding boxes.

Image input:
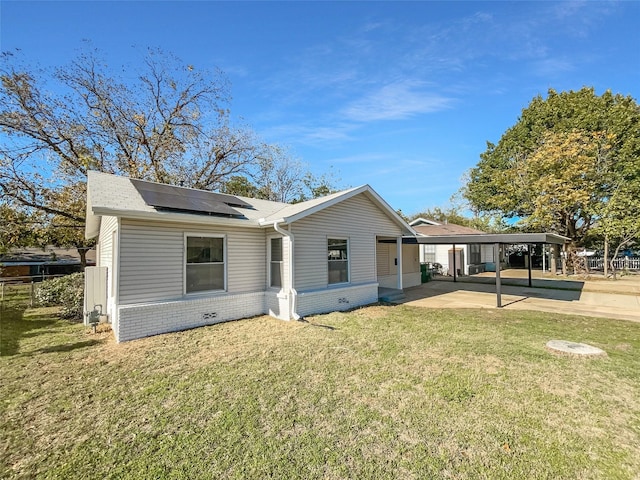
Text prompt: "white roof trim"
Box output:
[[409, 217, 440, 226]]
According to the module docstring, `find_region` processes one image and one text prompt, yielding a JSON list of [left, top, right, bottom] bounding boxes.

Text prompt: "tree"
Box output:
[[220, 175, 259, 198], [0, 204, 42, 253], [464, 87, 640, 264], [594, 177, 640, 278], [1, 48, 329, 258], [222, 147, 340, 203]]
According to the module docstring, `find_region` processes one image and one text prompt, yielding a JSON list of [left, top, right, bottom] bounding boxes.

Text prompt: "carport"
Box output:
[[403, 233, 569, 307]]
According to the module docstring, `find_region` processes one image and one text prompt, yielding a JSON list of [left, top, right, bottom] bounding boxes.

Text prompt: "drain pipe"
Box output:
[[273, 221, 300, 321]]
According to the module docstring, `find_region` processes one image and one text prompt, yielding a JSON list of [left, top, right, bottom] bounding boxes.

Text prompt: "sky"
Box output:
[[2, 1, 639, 215]]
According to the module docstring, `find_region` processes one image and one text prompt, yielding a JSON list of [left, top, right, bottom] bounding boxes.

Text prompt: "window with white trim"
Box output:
[[328, 238, 349, 284], [185, 235, 225, 293], [270, 237, 283, 288]]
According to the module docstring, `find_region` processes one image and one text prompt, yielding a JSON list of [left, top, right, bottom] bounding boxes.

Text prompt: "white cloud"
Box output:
[[342, 81, 453, 122], [258, 121, 357, 146]]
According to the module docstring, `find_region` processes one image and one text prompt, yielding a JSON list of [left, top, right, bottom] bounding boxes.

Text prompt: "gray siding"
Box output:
[[98, 216, 119, 302], [118, 219, 266, 304], [292, 193, 402, 291], [98, 216, 118, 268]]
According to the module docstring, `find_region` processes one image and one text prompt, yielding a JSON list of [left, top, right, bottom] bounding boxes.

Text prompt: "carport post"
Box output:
[[452, 243, 457, 283], [396, 236, 403, 290], [527, 244, 532, 287], [495, 242, 502, 308]]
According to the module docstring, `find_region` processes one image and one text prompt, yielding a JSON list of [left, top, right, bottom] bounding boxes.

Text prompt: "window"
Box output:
[[185, 235, 225, 293], [270, 237, 283, 288], [469, 244, 481, 265], [424, 244, 436, 264], [328, 238, 349, 284]]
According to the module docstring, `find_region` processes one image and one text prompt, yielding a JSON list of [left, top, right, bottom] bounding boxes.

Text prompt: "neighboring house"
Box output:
[[410, 218, 498, 275], [85, 171, 420, 342], [0, 247, 96, 281]]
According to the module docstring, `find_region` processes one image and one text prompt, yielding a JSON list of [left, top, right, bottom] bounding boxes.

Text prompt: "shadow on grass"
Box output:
[[26, 339, 104, 356], [0, 306, 60, 357], [298, 318, 337, 331]]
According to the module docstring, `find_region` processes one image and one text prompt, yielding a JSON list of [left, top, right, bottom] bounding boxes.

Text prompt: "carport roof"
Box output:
[[403, 232, 568, 245]]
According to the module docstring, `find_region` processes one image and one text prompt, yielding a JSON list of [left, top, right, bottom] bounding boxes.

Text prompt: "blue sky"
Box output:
[[2, 1, 638, 215]]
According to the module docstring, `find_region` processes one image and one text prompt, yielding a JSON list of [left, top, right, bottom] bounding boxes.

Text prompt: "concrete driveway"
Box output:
[[397, 270, 640, 323]]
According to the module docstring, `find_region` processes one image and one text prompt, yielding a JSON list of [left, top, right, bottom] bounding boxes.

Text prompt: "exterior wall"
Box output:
[[378, 242, 420, 288], [98, 216, 118, 269], [403, 244, 420, 275], [118, 219, 266, 305], [116, 291, 265, 342], [434, 245, 451, 273], [106, 194, 408, 341], [376, 243, 391, 277], [402, 272, 422, 288], [0, 265, 30, 279], [420, 243, 491, 275], [432, 244, 470, 275], [265, 290, 290, 320], [97, 216, 119, 336], [293, 193, 402, 291], [296, 283, 378, 317], [481, 245, 495, 263]]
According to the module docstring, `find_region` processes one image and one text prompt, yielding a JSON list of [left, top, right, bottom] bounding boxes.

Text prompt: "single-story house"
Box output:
[[0, 247, 96, 282], [85, 171, 420, 342], [410, 218, 500, 275]]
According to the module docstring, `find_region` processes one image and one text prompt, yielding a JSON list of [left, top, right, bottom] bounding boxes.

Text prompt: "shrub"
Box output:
[[35, 273, 84, 321]]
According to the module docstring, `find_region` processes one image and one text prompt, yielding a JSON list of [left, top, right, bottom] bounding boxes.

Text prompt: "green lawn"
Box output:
[[1, 287, 639, 479]]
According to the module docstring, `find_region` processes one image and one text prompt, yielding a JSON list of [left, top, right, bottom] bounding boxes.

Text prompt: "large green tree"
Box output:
[[1, 48, 334, 260], [464, 87, 640, 260]]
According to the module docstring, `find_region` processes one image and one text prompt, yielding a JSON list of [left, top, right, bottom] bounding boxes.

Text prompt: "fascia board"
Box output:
[[406, 233, 569, 245]]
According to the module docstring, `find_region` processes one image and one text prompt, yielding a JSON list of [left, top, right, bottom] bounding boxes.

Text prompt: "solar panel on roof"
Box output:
[[130, 179, 251, 217]]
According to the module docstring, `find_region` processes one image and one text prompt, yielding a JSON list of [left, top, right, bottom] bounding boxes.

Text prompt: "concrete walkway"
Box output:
[[397, 270, 640, 323]]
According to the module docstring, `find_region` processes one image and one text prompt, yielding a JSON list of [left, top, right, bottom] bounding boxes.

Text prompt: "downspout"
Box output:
[[273, 221, 300, 320]]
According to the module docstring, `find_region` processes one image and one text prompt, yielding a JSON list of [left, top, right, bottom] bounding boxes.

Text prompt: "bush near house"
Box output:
[[34, 273, 84, 320]]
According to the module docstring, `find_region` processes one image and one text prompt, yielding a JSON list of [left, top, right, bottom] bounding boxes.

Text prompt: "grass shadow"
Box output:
[[1, 307, 59, 356], [26, 339, 104, 356], [297, 318, 337, 331]]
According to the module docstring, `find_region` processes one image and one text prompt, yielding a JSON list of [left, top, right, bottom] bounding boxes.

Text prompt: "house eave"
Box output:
[[90, 207, 263, 229], [404, 233, 569, 245]]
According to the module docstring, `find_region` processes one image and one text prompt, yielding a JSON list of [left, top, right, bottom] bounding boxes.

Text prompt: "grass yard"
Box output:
[[1, 286, 639, 479]]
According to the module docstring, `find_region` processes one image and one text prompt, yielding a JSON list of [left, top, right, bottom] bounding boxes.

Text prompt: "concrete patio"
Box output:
[[392, 269, 640, 323]]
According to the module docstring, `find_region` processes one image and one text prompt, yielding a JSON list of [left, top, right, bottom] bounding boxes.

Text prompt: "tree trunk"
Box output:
[[78, 247, 87, 268], [603, 236, 608, 277], [609, 243, 624, 281]]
